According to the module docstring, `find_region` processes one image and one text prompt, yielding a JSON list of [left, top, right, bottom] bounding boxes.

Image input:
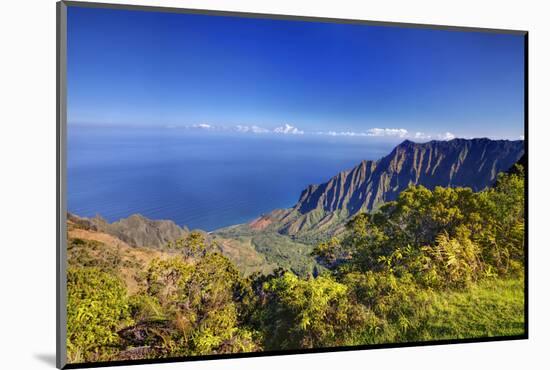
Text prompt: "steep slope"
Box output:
[[223, 138, 524, 241], [295, 138, 524, 214]]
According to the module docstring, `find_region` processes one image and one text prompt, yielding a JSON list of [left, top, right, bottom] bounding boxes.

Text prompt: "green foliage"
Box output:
[[166, 231, 210, 257], [214, 225, 326, 277], [313, 169, 525, 283], [251, 232, 322, 277], [128, 294, 166, 323], [145, 257, 193, 304], [66, 168, 525, 362], [68, 238, 124, 273], [312, 237, 349, 268], [339, 270, 434, 343], [306, 168, 525, 343], [121, 234, 261, 357], [67, 267, 132, 363], [259, 272, 373, 349], [421, 229, 484, 288], [413, 277, 525, 340], [476, 168, 525, 273]]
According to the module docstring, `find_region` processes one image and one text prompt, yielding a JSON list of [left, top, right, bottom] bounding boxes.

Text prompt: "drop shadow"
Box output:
[[34, 353, 57, 367]]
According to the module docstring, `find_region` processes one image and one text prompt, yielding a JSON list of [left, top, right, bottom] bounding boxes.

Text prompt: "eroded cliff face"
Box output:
[[260, 138, 524, 238], [295, 138, 524, 214]]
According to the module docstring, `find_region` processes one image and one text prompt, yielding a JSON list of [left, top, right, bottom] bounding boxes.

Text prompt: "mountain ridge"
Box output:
[[231, 138, 524, 240], [68, 213, 189, 248], [296, 138, 523, 214]]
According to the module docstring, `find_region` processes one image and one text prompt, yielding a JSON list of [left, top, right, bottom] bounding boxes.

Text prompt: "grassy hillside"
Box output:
[[416, 277, 524, 340], [67, 225, 175, 294], [333, 276, 525, 347]]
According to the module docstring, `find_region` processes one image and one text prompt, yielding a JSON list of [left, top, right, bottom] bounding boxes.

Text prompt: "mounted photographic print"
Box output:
[[56, 1, 528, 368]]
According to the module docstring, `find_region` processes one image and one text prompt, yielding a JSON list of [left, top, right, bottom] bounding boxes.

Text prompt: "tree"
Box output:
[[167, 231, 210, 258], [477, 167, 525, 273]]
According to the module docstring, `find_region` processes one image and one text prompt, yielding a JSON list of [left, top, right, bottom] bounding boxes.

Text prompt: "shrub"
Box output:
[[260, 272, 372, 349], [67, 267, 132, 363]]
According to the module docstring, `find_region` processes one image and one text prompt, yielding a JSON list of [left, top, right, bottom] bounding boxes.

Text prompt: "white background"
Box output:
[[1, 0, 548, 369]]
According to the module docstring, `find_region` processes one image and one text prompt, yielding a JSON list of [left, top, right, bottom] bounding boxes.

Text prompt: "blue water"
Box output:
[[67, 127, 392, 231]]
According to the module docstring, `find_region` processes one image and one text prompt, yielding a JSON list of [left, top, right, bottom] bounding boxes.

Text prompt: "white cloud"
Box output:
[[250, 126, 270, 134], [235, 125, 270, 134], [519, 135, 525, 140], [183, 123, 457, 142], [273, 124, 304, 135], [191, 123, 212, 129], [235, 125, 250, 133], [315, 128, 456, 141], [324, 131, 368, 137], [366, 128, 409, 137], [414, 132, 432, 140], [318, 128, 408, 138], [437, 132, 455, 140], [233, 123, 305, 135], [413, 131, 457, 141]]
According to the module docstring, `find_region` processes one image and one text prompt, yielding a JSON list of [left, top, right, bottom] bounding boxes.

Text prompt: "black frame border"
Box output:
[[56, 1, 529, 369]]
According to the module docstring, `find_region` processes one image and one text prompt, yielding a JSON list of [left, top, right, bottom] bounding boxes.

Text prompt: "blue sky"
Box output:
[[67, 6, 525, 140]]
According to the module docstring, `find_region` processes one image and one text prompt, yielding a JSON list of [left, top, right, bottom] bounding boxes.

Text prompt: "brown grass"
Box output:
[[68, 228, 175, 294]]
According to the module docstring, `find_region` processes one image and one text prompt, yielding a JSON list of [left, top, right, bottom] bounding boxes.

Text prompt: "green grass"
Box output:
[[413, 277, 525, 341]]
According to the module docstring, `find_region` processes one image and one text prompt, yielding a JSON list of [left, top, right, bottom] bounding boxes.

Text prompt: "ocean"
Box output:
[[67, 126, 393, 231]]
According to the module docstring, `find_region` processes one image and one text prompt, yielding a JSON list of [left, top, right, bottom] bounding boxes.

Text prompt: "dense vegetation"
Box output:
[[66, 167, 525, 363], [212, 229, 324, 277]]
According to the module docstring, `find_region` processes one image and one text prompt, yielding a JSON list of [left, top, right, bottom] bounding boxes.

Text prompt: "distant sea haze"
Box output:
[[67, 126, 393, 231]]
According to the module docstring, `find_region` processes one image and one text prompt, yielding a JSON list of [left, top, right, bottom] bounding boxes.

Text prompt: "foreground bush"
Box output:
[[118, 251, 260, 358], [259, 272, 375, 349], [67, 267, 132, 363]]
